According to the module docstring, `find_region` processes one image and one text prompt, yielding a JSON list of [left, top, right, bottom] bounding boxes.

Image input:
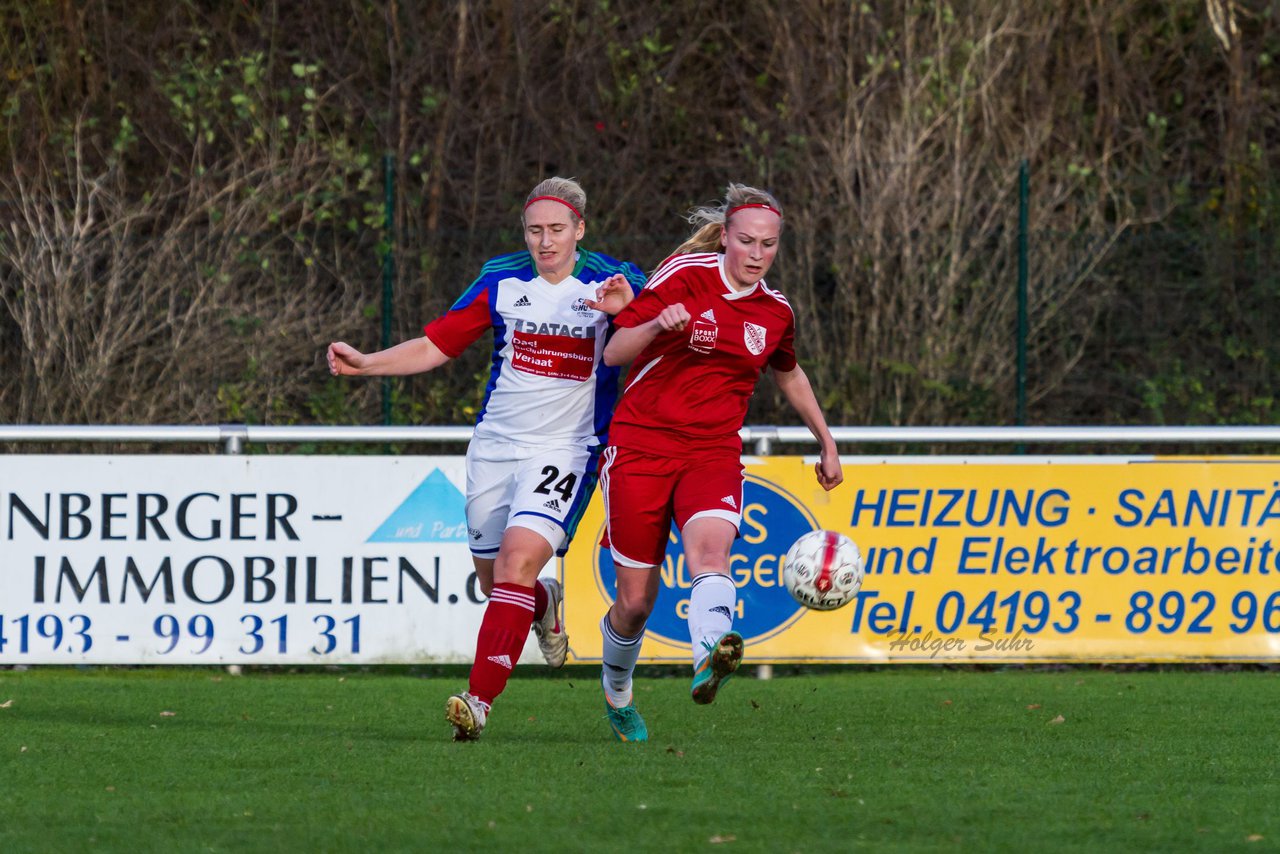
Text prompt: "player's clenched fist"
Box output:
[[327, 341, 367, 376], [653, 303, 691, 332]]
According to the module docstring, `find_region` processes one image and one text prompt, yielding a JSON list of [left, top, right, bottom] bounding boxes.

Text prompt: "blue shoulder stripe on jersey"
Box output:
[[449, 252, 536, 311], [576, 249, 647, 292], [479, 251, 534, 274]]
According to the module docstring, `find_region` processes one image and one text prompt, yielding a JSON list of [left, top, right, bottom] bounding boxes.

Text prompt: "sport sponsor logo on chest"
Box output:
[[689, 308, 718, 354]]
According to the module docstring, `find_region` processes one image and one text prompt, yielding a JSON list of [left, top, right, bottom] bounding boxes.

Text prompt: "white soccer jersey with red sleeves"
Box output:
[[424, 249, 645, 447], [608, 252, 797, 458]]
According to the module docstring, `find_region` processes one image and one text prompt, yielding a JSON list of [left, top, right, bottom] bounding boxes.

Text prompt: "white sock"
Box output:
[[600, 614, 644, 708], [688, 573, 736, 670]]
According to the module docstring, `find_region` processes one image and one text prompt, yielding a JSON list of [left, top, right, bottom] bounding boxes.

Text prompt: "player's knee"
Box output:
[[493, 550, 548, 585], [685, 549, 731, 576], [612, 591, 655, 631]]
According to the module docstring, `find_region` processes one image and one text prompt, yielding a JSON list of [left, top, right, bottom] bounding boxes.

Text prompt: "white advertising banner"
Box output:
[[0, 456, 552, 665]]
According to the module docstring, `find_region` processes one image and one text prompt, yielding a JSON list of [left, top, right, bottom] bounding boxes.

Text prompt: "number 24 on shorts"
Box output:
[[533, 465, 578, 503]]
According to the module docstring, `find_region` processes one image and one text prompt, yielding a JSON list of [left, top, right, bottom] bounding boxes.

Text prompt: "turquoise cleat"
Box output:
[[690, 631, 744, 705], [604, 698, 649, 742]]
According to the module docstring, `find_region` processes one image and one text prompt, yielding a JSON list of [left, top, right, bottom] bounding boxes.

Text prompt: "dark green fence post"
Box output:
[[381, 153, 395, 426], [1017, 159, 1029, 429]]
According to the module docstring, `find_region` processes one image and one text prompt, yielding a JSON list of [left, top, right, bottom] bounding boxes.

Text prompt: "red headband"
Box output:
[[524, 195, 584, 220], [726, 203, 782, 219]]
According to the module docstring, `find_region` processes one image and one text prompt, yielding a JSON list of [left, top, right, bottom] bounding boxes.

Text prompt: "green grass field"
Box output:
[[2, 666, 1277, 853]]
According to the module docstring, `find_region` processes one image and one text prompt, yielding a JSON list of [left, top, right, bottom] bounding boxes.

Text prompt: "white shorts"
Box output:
[[464, 436, 600, 558]]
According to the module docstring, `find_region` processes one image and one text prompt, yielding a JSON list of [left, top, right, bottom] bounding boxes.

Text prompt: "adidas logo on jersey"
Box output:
[[514, 295, 532, 307], [487, 654, 514, 670], [700, 308, 717, 322], [721, 495, 737, 509], [543, 499, 561, 511]]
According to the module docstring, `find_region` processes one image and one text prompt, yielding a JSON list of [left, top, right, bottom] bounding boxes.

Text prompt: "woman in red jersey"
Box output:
[[595, 183, 843, 742]]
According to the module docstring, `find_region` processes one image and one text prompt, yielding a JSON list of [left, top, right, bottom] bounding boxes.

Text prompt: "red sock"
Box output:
[[532, 578, 548, 621], [468, 582, 536, 706]]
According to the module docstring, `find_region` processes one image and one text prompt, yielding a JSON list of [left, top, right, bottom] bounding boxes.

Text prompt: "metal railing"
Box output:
[[4, 424, 1280, 455]]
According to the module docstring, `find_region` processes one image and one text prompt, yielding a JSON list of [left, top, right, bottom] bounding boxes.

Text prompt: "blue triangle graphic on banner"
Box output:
[[367, 468, 468, 543]]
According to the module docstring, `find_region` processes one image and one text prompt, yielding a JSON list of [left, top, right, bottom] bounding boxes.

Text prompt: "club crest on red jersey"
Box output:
[[744, 322, 767, 355], [689, 318, 718, 353]]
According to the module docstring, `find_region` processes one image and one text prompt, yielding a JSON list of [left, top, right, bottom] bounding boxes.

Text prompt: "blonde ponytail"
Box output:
[[670, 183, 783, 256]]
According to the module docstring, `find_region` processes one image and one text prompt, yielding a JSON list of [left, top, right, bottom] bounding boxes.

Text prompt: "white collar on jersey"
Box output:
[[718, 253, 761, 300]]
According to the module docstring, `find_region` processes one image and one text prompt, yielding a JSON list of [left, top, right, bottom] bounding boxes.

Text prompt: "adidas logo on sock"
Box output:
[[700, 308, 716, 322], [721, 495, 737, 508], [711, 605, 733, 619], [543, 499, 561, 511], [514, 295, 532, 307], [487, 654, 513, 670]]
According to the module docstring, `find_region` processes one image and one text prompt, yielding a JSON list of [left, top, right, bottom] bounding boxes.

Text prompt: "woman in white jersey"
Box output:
[[594, 183, 842, 742], [327, 177, 644, 740]]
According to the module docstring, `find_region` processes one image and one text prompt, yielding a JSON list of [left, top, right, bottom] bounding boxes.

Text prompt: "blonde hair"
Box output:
[[673, 183, 784, 255], [522, 176, 586, 224]]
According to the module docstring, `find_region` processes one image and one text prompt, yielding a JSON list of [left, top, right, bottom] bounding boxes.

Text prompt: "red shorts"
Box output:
[[598, 445, 744, 568]]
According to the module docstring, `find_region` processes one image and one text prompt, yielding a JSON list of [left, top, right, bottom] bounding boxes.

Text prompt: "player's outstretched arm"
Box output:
[[603, 303, 690, 366], [327, 336, 452, 377], [773, 365, 843, 491]]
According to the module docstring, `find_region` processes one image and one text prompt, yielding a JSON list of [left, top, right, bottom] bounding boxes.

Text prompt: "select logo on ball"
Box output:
[[593, 475, 816, 649]]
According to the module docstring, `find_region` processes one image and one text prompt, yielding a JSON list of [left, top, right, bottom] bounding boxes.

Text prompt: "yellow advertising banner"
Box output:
[[561, 455, 1280, 663]]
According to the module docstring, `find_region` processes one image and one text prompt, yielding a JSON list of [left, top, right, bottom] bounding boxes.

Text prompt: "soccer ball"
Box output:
[[782, 530, 864, 611]]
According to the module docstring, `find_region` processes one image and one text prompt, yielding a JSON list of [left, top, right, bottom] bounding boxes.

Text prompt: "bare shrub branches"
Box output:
[[2, 0, 1275, 429]]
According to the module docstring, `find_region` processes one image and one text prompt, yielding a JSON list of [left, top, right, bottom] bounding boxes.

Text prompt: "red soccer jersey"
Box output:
[[609, 252, 797, 457]]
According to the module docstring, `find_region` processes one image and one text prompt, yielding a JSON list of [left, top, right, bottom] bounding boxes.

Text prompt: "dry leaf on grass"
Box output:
[[1026, 704, 1042, 710], [1048, 715, 1065, 725], [0, 699, 13, 708], [710, 835, 737, 844], [1247, 834, 1265, 843], [159, 710, 177, 717]]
